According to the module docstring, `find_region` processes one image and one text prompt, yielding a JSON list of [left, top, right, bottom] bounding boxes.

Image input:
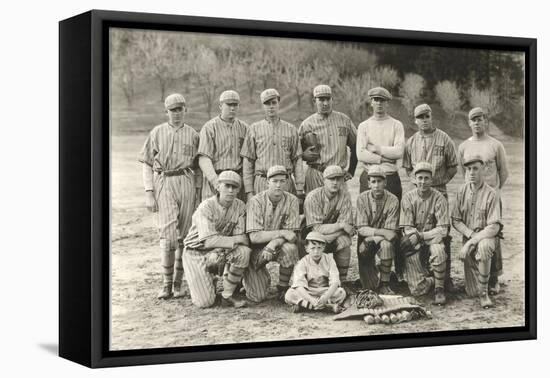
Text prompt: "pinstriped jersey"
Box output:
[[139, 122, 199, 171], [399, 188, 449, 231], [198, 116, 248, 171], [299, 111, 357, 168], [452, 182, 501, 230], [240, 118, 302, 173], [304, 187, 353, 227], [184, 196, 246, 250], [356, 190, 399, 230], [246, 190, 300, 233], [403, 129, 458, 186]]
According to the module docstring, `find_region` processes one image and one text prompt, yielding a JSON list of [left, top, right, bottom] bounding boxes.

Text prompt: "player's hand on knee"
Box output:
[[409, 233, 419, 246], [247, 192, 254, 201], [145, 191, 158, 212], [458, 244, 473, 261], [343, 224, 355, 236]]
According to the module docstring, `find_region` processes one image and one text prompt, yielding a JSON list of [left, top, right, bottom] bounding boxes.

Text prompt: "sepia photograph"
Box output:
[[109, 26, 526, 351]]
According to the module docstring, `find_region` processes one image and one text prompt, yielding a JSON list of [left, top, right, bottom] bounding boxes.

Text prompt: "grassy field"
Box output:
[[110, 125, 525, 350]]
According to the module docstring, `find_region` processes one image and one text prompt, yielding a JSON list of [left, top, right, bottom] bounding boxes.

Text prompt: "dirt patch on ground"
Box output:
[[111, 135, 525, 351]]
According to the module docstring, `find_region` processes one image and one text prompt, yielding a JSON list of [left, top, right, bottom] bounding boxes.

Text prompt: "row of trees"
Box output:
[[111, 29, 524, 126]]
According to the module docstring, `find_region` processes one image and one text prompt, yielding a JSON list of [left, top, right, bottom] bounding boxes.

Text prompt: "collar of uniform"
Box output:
[[316, 111, 332, 119], [373, 114, 390, 121], [322, 187, 339, 200], [265, 117, 281, 125], [219, 115, 235, 125], [370, 189, 386, 201], [168, 122, 186, 130], [468, 181, 485, 193], [416, 187, 434, 200]]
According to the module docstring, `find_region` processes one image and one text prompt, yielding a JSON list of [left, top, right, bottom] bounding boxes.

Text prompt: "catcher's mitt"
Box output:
[[205, 248, 227, 276], [301, 131, 320, 152], [355, 289, 384, 309]]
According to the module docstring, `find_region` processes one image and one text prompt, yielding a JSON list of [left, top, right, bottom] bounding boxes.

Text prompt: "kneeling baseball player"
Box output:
[[285, 231, 346, 313], [451, 156, 502, 308], [182, 171, 250, 308], [355, 165, 400, 294], [399, 162, 449, 305], [243, 165, 301, 303]]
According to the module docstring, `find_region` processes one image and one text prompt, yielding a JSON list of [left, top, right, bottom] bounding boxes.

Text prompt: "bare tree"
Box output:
[[110, 29, 144, 107], [135, 31, 189, 102], [190, 45, 225, 119], [335, 72, 373, 123], [399, 73, 426, 116], [434, 80, 462, 120], [468, 83, 502, 118], [371, 66, 400, 92]]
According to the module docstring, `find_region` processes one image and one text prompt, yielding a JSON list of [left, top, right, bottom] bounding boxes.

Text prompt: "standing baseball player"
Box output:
[[451, 156, 502, 308], [399, 162, 449, 305], [303, 165, 355, 282], [403, 103, 458, 291], [285, 231, 347, 313], [299, 84, 357, 193], [240, 88, 305, 200], [138, 93, 202, 299], [198, 90, 248, 201], [182, 171, 250, 308], [355, 165, 400, 294], [356, 87, 405, 198], [458, 107, 509, 295], [242, 165, 301, 303]]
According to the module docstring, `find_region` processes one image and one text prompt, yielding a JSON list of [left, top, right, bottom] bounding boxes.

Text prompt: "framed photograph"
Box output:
[[59, 9, 536, 368]]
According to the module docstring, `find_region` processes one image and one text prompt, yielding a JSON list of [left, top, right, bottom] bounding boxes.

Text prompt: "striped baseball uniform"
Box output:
[[139, 122, 201, 289], [304, 187, 353, 281], [182, 196, 250, 308], [198, 116, 248, 200], [240, 118, 304, 195], [356, 115, 405, 195], [399, 188, 449, 295], [458, 135, 508, 281], [298, 111, 357, 193], [452, 182, 502, 297], [403, 128, 458, 194], [285, 254, 346, 310], [243, 190, 300, 302], [356, 190, 400, 290]]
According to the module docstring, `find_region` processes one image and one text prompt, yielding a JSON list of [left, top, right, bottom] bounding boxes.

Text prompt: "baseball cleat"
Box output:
[[220, 295, 247, 308], [172, 283, 187, 298], [157, 284, 173, 300], [479, 291, 494, 309], [433, 287, 446, 305]]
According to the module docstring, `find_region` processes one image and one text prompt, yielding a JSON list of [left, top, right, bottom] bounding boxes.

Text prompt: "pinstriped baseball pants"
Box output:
[[325, 234, 352, 282], [155, 173, 196, 251], [243, 242, 299, 303], [285, 286, 347, 307], [464, 238, 496, 297], [357, 239, 395, 290], [182, 246, 250, 308], [403, 243, 446, 296]]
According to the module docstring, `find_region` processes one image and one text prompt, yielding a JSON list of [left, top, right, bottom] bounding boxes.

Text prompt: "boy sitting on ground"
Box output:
[[285, 231, 347, 313]]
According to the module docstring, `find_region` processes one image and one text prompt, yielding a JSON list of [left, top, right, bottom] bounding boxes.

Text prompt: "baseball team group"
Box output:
[[138, 83, 508, 315]]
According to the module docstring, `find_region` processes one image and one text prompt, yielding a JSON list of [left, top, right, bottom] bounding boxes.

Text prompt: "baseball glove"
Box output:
[[355, 289, 384, 309], [301, 131, 320, 152], [205, 248, 227, 276]]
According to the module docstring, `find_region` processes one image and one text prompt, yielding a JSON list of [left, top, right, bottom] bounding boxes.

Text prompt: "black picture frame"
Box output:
[[59, 9, 537, 368]]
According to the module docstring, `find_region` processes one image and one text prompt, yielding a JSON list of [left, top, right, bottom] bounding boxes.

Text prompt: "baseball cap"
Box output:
[[313, 84, 332, 98], [367, 165, 386, 179], [164, 93, 186, 110], [323, 165, 345, 179], [468, 107, 486, 120], [218, 170, 241, 187], [219, 90, 240, 104], [267, 165, 288, 179], [260, 88, 280, 104], [368, 87, 392, 101], [463, 155, 485, 166], [413, 162, 433, 176], [414, 104, 432, 118], [305, 231, 326, 244]]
